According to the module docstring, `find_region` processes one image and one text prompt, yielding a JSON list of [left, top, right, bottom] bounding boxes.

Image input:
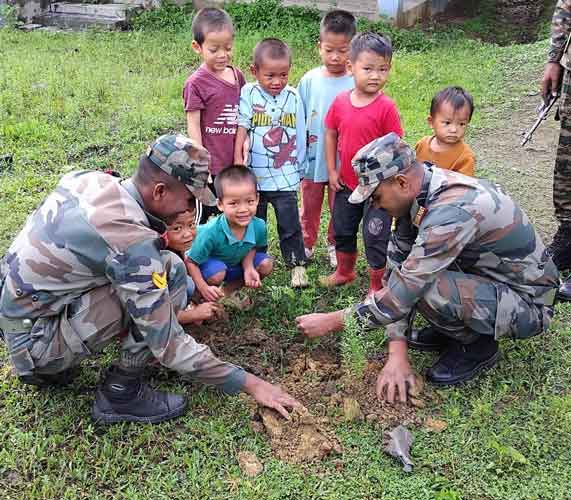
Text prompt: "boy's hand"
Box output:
[[328, 170, 343, 192], [199, 284, 225, 303], [191, 302, 224, 322], [244, 267, 261, 288]]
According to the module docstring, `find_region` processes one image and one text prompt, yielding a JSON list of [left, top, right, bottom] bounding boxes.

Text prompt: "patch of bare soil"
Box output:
[[473, 89, 559, 242], [192, 321, 438, 464]]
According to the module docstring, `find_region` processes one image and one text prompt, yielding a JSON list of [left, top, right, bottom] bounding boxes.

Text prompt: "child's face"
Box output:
[[349, 51, 391, 96], [216, 181, 259, 229], [166, 210, 197, 254], [252, 57, 291, 96], [192, 28, 234, 73], [428, 101, 471, 145], [319, 32, 351, 76]]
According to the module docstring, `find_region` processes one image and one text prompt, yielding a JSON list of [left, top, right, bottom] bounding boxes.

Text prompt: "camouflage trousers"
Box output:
[[2, 251, 187, 377], [416, 271, 554, 344], [554, 69, 571, 224]]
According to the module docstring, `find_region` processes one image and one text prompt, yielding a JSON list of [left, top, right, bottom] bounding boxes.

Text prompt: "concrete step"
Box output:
[[34, 12, 127, 30], [49, 2, 131, 19]]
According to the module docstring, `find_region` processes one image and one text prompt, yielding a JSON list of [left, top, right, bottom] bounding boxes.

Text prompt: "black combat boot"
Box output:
[[407, 326, 450, 352], [557, 278, 571, 302], [547, 223, 571, 271], [426, 335, 500, 386], [92, 365, 187, 424]]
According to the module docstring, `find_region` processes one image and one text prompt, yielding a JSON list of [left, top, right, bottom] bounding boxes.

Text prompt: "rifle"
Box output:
[[520, 94, 560, 147]]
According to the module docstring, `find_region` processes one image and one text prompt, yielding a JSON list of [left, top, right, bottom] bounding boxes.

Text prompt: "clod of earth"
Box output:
[[237, 451, 263, 477], [343, 397, 363, 422], [384, 425, 414, 473], [424, 417, 448, 433], [258, 407, 342, 463]]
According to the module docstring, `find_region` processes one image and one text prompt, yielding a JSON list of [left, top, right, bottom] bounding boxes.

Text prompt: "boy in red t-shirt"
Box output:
[[321, 32, 403, 295], [182, 8, 246, 223]]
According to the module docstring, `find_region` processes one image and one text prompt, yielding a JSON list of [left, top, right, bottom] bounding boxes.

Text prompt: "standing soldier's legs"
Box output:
[[549, 69, 571, 272], [415, 271, 553, 386]]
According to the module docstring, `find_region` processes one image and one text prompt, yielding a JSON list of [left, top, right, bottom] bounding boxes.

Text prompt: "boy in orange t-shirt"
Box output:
[[415, 86, 475, 176]]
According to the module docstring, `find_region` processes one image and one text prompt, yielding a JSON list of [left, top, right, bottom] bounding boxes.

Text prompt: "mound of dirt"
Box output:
[[190, 321, 439, 463]]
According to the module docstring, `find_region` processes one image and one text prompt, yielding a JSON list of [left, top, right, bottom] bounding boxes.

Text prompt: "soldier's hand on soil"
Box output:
[[296, 311, 345, 339], [541, 62, 562, 101], [199, 284, 225, 302], [377, 341, 417, 404], [243, 373, 301, 419]]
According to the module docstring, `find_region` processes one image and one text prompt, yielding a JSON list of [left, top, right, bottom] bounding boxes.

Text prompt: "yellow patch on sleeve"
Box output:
[[152, 271, 167, 289]]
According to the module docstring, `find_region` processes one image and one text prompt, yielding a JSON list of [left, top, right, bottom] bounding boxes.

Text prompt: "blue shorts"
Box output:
[[199, 252, 271, 282]]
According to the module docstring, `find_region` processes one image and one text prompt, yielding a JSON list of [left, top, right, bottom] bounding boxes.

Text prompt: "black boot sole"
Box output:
[[91, 400, 187, 425], [427, 351, 501, 387]]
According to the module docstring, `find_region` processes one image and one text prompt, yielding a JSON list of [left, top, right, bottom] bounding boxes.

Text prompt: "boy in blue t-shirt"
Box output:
[[234, 38, 309, 288], [298, 10, 356, 268], [187, 166, 274, 309]]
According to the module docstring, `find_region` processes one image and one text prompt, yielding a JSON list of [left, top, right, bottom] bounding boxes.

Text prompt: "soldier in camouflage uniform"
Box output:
[[543, 0, 571, 299], [0, 134, 298, 424], [296, 133, 558, 402]]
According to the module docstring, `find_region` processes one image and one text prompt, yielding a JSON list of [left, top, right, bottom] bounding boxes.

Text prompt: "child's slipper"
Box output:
[[221, 290, 254, 311]]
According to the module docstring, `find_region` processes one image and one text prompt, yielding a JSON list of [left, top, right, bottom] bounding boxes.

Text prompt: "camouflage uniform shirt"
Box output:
[[549, 0, 571, 67], [354, 165, 559, 340], [0, 171, 245, 393]]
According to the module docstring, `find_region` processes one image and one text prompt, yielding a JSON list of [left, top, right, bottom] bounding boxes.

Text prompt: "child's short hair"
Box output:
[[349, 32, 392, 62], [430, 86, 475, 121], [214, 165, 258, 199], [320, 10, 357, 39], [164, 208, 196, 227], [253, 38, 291, 67], [191, 7, 233, 45]]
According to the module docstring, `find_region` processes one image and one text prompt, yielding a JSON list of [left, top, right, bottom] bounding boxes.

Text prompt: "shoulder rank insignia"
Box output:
[[152, 271, 167, 289], [413, 206, 428, 226]]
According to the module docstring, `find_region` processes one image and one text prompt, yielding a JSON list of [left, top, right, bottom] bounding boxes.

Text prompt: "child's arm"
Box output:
[[295, 91, 307, 168], [325, 127, 342, 192], [242, 248, 261, 288], [188, 260, 225, 302], [235, 85, 253, 165], [452, 148, 476, 177], [186, 111, 202, 145], [234, 126, 249, 165]]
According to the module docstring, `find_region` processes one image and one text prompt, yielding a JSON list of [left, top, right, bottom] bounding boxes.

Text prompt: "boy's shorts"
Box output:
[[199, 252, 271, 282]]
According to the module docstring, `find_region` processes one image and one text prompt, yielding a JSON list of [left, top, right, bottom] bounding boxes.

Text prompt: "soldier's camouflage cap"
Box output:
[[146, 134, 217, 206], [349, 132, 416, 204]]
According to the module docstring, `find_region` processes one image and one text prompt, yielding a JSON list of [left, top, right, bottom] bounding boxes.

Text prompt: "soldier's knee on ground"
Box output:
[[160, 250, 187, 310]]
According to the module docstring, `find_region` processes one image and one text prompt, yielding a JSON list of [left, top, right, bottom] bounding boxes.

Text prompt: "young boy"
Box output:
[[415, 86, 475, 176], [298, 10, 356, 268], [182, 7, 246, 223], [321, 32, 403, 296], [186, 166, 274, 309], [164, 209, 223, 324], [234, 38, 309, 288]]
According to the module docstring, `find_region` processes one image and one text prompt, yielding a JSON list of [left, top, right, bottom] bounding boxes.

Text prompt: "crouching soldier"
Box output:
[[296, 133, 559, 402], [0, 134, 298, 423]]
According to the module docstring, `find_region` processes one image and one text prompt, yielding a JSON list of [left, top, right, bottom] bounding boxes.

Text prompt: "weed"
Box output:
[[0, 4, 18, 29], [341, 312, 367, 378]]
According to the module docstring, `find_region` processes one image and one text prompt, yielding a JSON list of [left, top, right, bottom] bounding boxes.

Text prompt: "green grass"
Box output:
[[2, 10, 571, 500]]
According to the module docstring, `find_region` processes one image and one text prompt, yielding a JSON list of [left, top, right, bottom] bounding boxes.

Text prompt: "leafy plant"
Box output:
[[341, 312, 367, 377]]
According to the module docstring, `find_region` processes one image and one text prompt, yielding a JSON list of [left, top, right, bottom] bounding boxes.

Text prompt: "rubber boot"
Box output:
[[318, 250, 357, 287], [92, 365, 187, 424], [366, 267, 385, 298], [547, 222, 571, 271]]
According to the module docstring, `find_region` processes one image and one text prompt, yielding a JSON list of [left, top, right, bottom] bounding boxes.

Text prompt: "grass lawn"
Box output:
[[1, 7, 571, 499]]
